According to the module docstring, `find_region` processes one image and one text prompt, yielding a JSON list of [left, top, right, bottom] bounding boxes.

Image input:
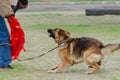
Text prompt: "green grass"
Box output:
[[2, 14, 120, 80], [17, 14, 120, 41], [29, 0, 120, 2]]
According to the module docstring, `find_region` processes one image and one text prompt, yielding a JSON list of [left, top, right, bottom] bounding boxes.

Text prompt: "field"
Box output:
[[29, 0, 120, 2], [1, 14, 120, 80]]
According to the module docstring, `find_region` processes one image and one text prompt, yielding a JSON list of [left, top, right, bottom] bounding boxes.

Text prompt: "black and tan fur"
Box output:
[[47, 28, 120, 74]]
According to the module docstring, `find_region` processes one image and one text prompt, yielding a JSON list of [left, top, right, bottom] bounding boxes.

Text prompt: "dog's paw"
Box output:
[[49, 67, 58, 70], [47, 70, 61, 73], [85, 71, 92, 75], [47, 70, 56, 73]]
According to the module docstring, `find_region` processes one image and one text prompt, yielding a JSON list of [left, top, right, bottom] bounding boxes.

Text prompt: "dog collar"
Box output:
[[58, 38, 71, 47]]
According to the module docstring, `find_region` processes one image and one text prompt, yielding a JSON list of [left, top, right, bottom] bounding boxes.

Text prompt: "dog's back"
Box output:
[[70, 37, 103, 56]]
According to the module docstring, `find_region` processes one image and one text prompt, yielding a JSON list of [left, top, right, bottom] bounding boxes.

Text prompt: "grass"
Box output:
[[29, 0, 120, 2], [2, 14, 120, 80], [17, 14, 120, 43]]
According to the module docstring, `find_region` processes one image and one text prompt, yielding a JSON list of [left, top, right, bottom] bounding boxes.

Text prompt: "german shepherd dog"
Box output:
[[47, 28, 120, 74]]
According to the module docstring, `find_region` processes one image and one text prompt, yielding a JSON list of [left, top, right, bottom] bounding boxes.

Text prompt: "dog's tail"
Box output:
[[101, 43, 120, 55]]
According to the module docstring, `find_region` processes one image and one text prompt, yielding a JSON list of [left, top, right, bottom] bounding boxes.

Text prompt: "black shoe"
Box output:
[[0, 65, 14, 70], [8, 65, 14, 69]]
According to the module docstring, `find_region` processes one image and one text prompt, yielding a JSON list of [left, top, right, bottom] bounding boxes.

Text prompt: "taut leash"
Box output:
[[0, 39, 69, 61], [0, 43, 59, 61], [17, 39, 70, 61], [17, 45, 59, 62]]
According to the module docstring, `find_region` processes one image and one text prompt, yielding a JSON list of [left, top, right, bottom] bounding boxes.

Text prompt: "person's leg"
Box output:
[[0, 16, 12, 67]]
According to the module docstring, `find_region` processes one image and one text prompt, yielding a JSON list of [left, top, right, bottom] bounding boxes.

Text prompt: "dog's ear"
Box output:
[[66, 31, 71, 37], [58, 29, 65, 35], [59, 29, 71, 37]]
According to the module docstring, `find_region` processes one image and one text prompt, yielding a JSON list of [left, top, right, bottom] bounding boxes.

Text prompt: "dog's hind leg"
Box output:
[[88, 60, 102, 68], [86, 62, 99, 74], [97, 60, 102, 66], [85, 54, 102, 74]]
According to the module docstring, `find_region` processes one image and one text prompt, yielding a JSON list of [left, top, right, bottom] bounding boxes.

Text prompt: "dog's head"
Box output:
[[47, 28, 71, 43]]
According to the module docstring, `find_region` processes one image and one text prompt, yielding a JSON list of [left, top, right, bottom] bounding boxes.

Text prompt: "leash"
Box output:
[[0, 43, 62, 61], [17, 45, 60, 62], [0, 43, 59, 61], [17, 39, 70, 61], [0, 40, 69, 62]]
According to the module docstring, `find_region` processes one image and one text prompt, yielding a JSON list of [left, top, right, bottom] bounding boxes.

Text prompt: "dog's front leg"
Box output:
[[54, 62, 71, 73], [48, 55, 73, 73], [48, 62, 72, 73], [49, 63, 62, 70]]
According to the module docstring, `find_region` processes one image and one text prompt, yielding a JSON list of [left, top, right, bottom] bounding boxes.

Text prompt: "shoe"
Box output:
[[0, 65, 14, 70], [8, 65, 14, 69]]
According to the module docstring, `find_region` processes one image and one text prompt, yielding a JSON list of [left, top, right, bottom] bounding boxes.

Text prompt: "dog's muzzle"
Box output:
[[47, 29, 55, 38]]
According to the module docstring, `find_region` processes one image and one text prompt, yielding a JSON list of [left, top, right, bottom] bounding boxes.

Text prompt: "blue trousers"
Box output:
[[0, 16, 11, 66]]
